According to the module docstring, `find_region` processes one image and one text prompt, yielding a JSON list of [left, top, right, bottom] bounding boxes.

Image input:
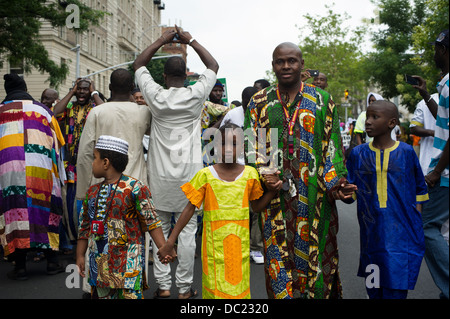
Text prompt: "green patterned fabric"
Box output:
[[244, 84, 347, 299]]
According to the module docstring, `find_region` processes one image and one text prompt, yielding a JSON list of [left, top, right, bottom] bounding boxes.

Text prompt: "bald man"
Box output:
[[76, 68, 151, 199], [40, 88, 60, 109], [244, 42, 354, 299]]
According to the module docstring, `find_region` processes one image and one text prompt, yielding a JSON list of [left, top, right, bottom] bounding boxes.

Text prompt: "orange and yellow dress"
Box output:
[[181, 165, 264, 299]]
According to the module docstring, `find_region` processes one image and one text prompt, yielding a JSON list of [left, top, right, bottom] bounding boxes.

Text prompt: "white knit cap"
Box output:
[[95, 135, 129, 155]]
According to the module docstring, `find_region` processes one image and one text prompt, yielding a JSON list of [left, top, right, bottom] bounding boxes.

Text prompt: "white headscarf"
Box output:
[[366, 92, 384, 107]]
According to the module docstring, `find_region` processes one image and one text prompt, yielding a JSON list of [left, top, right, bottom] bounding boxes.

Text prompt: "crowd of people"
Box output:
[[0, 25, 448, 300]]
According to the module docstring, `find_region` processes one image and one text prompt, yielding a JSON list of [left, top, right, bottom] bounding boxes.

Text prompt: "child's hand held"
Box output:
[[262, 170, 282, 192], [338, 183, 358, 200]]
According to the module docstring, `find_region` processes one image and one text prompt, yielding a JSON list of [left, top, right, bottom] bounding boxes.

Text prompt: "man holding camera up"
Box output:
[[133, 25, 219, 299], [411, 29, 449, 300]]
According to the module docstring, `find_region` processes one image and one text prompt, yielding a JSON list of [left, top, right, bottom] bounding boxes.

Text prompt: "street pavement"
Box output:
[[0, 201, 442, 299]]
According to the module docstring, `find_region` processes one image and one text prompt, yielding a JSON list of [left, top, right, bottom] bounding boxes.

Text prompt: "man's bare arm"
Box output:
[[133, 25, 218, 74]]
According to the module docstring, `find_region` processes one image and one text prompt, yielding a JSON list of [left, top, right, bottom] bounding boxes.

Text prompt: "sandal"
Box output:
[[178, 288, 198, 299], [153, 288, 171, 299]]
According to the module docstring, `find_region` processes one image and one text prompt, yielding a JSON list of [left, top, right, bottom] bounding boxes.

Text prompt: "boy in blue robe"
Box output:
[[345, 100, 429, 299]]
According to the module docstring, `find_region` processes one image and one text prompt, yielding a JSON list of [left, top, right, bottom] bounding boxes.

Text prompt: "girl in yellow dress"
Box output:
[[158, 122, 281, 299]]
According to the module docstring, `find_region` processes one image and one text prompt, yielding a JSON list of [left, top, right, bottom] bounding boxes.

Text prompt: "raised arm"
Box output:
[[133, 25, 219, 74], [133, 29, 173, 71], [53, 78, 103, 115], [411, 76, 438, 119], [53, 79, 79, 115], [175, 25, 219, 74]]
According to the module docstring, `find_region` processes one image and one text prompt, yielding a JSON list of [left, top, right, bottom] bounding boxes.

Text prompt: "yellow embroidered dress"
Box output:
[[181, 166, 264, 299]]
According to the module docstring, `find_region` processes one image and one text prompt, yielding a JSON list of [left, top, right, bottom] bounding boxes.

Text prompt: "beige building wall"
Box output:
[[0, 0, 165, 102]]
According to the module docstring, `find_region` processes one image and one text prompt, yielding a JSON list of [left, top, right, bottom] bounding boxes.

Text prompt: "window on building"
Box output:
[[9, 61, 24, 78], [59, 26, 66, 40], [97, 36, 101, 58], [91, 33, 96, 55], [102, 40, 106, 61], [110, 45, 114, 64], [61, 58, 67, 85]]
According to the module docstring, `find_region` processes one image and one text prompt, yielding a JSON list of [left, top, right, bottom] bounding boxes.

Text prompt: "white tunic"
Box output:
[[135, 66, 217, 212], [76, 101, 151, 199]]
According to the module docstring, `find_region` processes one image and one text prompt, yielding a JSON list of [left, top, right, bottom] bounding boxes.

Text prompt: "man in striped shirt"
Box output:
[[412, 29, 449, 300]]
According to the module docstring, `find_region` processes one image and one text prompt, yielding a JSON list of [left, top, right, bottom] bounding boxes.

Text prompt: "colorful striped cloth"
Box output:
[[0, 100, 65, 256]]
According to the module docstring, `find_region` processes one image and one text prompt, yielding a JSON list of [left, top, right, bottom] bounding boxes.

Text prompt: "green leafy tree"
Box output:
[[128, 55, 167, 88], [299, 5, 368, 120], [362, 0, 427, 113], [266, 4, 368, 121], [409, 0, 449, 93], [0, 0, 106, 88]]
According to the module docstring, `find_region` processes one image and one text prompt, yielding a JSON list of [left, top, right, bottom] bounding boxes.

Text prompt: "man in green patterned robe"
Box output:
[[244, 42, 356, 299]]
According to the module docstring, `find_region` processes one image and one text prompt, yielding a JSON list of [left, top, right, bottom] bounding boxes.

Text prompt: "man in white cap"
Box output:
[[76, 68, 152, 297], [76, 135, 170, 299]]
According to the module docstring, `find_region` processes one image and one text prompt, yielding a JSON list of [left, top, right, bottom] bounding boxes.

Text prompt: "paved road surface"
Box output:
[[0, 201, 441, 299]]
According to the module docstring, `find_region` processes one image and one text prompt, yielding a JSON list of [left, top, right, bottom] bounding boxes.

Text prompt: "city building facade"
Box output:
[[0, 0, 166, 100]]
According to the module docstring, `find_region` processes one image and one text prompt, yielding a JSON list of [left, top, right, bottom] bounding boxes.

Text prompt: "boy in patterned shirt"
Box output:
[[76, 136, 171, 299]]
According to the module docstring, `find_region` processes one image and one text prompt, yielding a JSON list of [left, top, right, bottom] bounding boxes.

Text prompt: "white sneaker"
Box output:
[[250, 250, 264, 264]]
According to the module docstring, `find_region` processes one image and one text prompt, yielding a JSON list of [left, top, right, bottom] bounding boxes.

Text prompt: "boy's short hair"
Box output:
[[371, 100, 400, 121], [97, 148, 129, 173]]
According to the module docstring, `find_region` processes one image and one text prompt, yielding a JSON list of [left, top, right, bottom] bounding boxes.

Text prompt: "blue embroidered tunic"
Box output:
[[346, 141, 429, 290]]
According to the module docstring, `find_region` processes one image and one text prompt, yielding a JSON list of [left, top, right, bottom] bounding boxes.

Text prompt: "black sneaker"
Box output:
[[7, 268, 28, 281], [47, 263, 64, 275]]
